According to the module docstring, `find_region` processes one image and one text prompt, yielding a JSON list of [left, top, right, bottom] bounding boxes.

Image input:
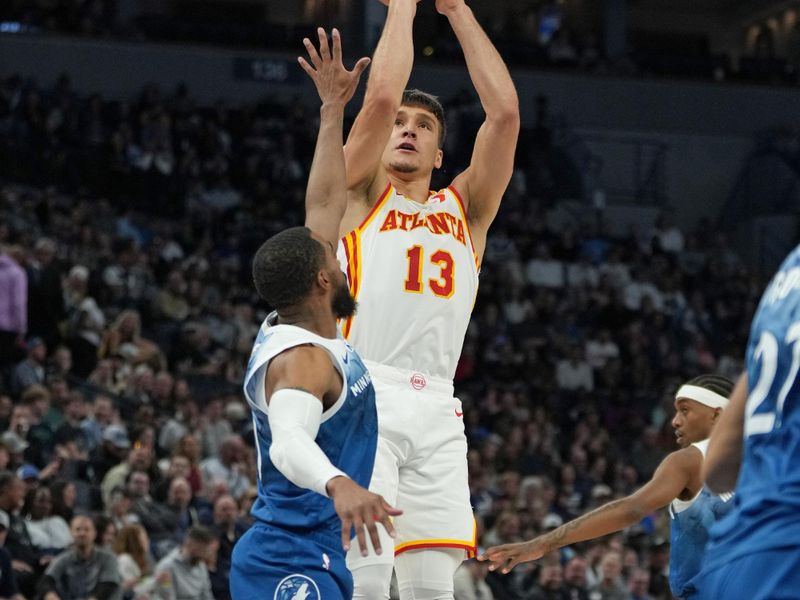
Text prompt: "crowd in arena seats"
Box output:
[[0, 72, 760, 600]]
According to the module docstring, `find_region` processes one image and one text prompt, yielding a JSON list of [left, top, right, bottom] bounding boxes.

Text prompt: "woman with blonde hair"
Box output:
[[113, 523, 160, 599], [99, 309, 163, 369]]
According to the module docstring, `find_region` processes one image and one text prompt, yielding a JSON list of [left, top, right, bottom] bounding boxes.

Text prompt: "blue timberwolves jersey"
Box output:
[[704, 244, 800, 569], [668, 440, 733, 597], [242, 314, 378, 540]]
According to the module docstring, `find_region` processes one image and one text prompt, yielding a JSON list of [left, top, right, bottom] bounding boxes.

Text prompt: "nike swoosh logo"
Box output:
[[455, 409, 463, 417], [342, 354, 349, 364]]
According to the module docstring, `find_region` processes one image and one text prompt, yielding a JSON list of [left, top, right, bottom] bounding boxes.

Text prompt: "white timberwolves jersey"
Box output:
[[338, 183, 479, 380]]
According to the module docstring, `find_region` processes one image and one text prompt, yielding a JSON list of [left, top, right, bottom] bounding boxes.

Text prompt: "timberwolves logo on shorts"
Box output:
[[274, 574, 321, 600]]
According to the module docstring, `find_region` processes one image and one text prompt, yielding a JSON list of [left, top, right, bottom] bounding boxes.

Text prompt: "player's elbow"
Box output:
[[488, 104, 520, 138], [268, 439, 289, 475], [491, 94, 520, 126]]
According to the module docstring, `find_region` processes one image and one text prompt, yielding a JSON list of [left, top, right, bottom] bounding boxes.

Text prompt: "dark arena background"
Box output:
[[1, 1, 798, 599]]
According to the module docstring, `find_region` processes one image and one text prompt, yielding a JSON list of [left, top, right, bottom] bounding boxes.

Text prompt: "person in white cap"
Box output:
[[480, 374, 735, 600]]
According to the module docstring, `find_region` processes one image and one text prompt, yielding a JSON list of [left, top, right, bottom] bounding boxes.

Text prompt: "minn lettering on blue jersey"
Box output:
[[242, 317, 378, 545], [704, 243, 800, 570]]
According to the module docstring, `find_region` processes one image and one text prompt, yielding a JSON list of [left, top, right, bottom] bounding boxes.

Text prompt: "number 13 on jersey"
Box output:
[[404, 245, 455, 299]]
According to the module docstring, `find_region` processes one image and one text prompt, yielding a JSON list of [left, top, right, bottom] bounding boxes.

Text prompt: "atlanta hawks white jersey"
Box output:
[[337, 183, 479, 381]]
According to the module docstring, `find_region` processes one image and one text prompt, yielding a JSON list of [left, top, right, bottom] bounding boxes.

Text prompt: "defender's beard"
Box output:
[[332, 280, 357, 319]]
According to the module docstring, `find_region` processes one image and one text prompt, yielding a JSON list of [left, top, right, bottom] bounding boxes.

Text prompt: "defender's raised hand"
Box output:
[[299, 28, 371, 107]]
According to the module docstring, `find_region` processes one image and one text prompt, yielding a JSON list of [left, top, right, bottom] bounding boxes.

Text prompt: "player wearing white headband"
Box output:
[[480, 374, 735, 599]]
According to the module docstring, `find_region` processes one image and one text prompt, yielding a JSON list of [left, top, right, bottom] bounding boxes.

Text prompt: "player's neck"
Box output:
[[277, 304, 338, 339], [387, 172, 433, 205]]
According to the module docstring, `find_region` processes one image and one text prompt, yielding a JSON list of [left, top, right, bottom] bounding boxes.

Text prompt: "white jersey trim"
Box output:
[[670, 440, 709, 515], [245, 326, 348, 423]]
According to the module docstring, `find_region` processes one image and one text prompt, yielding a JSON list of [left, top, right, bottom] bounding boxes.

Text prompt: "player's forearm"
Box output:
[[444, 4, 518, 120], [305, 104, 347, 242], [704, 373, 747, 493], [538, 499, 645, 553], [364, 0, 416, 107]]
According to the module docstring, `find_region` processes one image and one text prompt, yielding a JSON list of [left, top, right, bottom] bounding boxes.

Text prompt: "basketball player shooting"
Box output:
[[332, 1, 520, 598]]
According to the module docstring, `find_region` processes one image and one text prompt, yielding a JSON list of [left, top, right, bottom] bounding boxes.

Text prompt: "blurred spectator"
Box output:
[[647, 538, 671, 600], [94, 514, 118, 551], [171, 435, 204, 496], [25, 238, 63, 349], [0, 509, 24, 600], [99, 310, 162, 369], [199, 436, 248, 501], [208, 494, 246, 600], [0, 245, 26, 371], [0, 471, 39, 596], [526, 562, 564, 600], [101, 446, 149, 507], [125, 470, 176, 557], [589, 551, 627, 600], [21, 485, 72, 560], [200, 397, 233, 459], [82, 394, 119, 453], [454, 557, 495, 600], [164, 477, 200, 547], [107, 486, 138, 531], [628, 567, 652, 600], [49, 479, 77, 523], [158, 400, 198, 456], [562, 555, 589, 600], [10, 337, 47, 396], [114, 523, 159, 599], [39, 514, 121, 600], [556, 347, 593, 392], [154, 525, 215, 600]]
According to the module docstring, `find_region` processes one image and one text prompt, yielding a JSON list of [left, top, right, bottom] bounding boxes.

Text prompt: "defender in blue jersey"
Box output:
[[229, 29, 400, 600], [480, 375, 734, 599], [698, 245, 800, 600]]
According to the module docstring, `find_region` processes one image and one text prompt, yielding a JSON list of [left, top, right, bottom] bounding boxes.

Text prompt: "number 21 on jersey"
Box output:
[[745, 323, 800, 437], [404, 245, 455, 299]]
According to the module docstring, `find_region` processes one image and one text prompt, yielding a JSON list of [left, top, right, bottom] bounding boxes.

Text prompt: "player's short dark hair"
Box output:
[[402, 89, 446, 147], [684, 374, 735, 398], [252, 226, 325, 310]]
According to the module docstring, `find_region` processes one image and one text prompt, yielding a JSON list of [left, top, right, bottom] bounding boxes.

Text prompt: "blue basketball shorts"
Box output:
[[230, 522, 351, 600], [691, 547, 800, 600]]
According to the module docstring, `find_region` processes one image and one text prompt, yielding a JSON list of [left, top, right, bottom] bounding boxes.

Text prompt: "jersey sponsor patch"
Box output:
[[274, 574, 321, 600]]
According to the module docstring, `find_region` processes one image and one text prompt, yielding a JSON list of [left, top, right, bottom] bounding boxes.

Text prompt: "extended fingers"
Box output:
[[317, 27, 331, 62], [297, 56, 316, 80], [332, 28, 342, 63], [366, 519, 383, 555], [341, 517, 353, 552], [302, 37, 322, 70], [503, 556, 522, 574], [353, 514, 368, 557]]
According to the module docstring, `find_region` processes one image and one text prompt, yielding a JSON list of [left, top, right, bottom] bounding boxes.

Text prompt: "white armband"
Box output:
[[267, 388, 347, 497]]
